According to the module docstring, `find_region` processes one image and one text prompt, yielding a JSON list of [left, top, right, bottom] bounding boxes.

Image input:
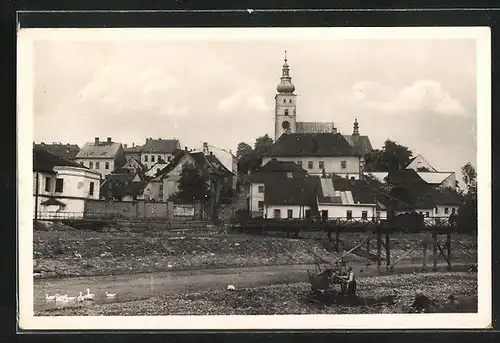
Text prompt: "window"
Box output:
[[168, 156, 172, 162], [297, 161, 302, 167], [105, 162, 110, 170], [452, 208, 456, 215], [444, 207, 449, 214], [258, 185, 264, 193], [318, 161, 324, 169], [274, 209, 281, 218], [350, 177, 355, 181], [287, 209, 293, 218], [346, 210, 352, 220], [258, 201, 264, 211], [95, 162, 100, 169], [361, 211, 368, 220], [284, 109, 289, 115], [305, 209, 311, 219], [425, 212, 430, 217], [289, 99, 292, 103], [55, 178, 64, 193], [341, 160, 347, 169], [308, 161, 313, 169], [144, 155, 148, 162], [157, 168, 161, 174], [286, 172, 293, 178], [284, 99, 286, 103], [89, 161, 94, 169], [151, 155, 155, 162], [89, 182, 94, 196], [44, 177, 51, 192]]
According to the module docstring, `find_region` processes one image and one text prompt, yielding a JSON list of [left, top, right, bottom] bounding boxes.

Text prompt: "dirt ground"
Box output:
[[33, 223, 477, 279], [36, 271, 477, 316]]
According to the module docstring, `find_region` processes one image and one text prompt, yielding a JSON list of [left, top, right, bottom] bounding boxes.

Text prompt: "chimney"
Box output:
[[210, 151, 213, 156], [132, 143, 135, 147], [124, 144, 128, 149], [95, 137, 99, 144], [185, 146, 188, 151], [107, 137, 112, 144], [203, 142, 209, 156], [41, 142, 45, 146]]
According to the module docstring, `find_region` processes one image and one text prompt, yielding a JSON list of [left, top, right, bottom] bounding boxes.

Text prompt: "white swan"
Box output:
[[45, 294, 56, 301], [76, 292, 85, 302], [227, 285, 236, 291], [65, 295, 76, 301], [105, 292, 117, 298], [55, 294, 68, 302], [84, 288, 95, 300]]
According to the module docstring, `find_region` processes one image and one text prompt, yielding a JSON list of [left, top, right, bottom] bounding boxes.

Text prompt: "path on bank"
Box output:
[[35, 261, 473, 311]]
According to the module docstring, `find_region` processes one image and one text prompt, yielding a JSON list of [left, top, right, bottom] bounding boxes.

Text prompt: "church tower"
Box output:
[[274, 51, 297, 141]]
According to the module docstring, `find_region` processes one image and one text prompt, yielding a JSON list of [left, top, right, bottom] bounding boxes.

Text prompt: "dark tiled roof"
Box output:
[[141, 139, 180, 153], [156, 150, 191, 178], [34, 147, 87, 173], [342, 135, 373, 155], [33, 143, 80, 160], [264, 176, 321, 206], [265, 133, 359, 157], [190, 152, 226, 176], [389, 184, 461, 210], [260, 159, 306, 173], [100, 172, 147, 198], [385, 169, 427, 186], [206, 154, 234, 176]]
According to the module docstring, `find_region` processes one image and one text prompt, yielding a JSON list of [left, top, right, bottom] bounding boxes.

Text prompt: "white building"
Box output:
[[34, 148, 101, 219], [139, 138, 181, 170], [75, 137, 127, 178]]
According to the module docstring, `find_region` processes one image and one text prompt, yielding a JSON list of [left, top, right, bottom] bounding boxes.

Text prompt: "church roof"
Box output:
[[296, 122, 336, 134], [265, 133, 359, 157], [342, 135, 373, 155]]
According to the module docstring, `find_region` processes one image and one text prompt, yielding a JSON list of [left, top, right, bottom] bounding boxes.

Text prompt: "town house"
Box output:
[[262, 132, 363, 180], [140, 138, 181, 170], [34, 147, 101, 219], [75, 137, 126, 178], [33, 142, 80, 160]]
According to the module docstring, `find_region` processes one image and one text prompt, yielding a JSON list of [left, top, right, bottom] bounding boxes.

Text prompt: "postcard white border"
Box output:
[[18, 26, 491, 330]]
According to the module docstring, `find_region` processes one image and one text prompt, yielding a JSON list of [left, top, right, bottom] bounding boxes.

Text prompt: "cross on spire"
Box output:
[[284, 49, 287, 62]]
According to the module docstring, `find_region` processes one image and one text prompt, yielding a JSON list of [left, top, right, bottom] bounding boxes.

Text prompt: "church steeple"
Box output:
[[353, 118, 359, 136], [277, 50, 295, 94]]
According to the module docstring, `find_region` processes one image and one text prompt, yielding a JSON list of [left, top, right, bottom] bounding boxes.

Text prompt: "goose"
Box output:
[[105, 292, 117, 298], [227, 285, 236, 291], [83, 288, 95, 300], [45, 294, 56, 301], [55, 294, 68, 302], [76, 292, 85, 302]]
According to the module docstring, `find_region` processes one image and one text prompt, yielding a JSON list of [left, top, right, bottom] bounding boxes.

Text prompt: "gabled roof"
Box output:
[[405, 154, 438, 172], [33, 143, 80, 160], [385, 169, 428, 186], [206, 154, 234, 176], [190, 152, 227, 177], [155, 150, 192, 179], [260, 158, 306, 173], [264, 176, 321, 206], [417, 172, 455, 185], [141, 139, 180, 153], [76, 142, 122, 159], [34, 147, 87, 173], [389, 183, 461, 210], [120, 157, 147, 171], [100, 172, 147, 198], [265, 133, 359, 157], [342, 135, 373, 156]]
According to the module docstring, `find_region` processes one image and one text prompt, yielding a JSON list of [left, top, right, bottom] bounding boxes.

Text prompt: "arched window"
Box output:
[[283, 99, 286, 103], [284, 109, 289, 115], [289, 99, 292, 103]]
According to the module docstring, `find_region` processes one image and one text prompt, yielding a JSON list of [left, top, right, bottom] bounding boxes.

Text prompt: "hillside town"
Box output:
[[32, 51, 478, 318], [33, 53, 464, 226]]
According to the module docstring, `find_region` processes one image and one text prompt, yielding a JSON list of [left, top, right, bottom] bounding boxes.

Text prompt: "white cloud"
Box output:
[[217, 89, 270, 112], [346, 80, 466, 116]]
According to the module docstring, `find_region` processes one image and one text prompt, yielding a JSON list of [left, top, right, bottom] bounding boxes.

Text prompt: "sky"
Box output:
[[32, 33, 478, 184]]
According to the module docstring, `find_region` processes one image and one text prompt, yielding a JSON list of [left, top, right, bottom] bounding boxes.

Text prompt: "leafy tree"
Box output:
[[363, 140, 413, 172], [461, 162, 477, 197], [457, 162, 477, 233], [173, 164, 210, 204], [254, 134, 274, 156], [236, 142, 253, 160]]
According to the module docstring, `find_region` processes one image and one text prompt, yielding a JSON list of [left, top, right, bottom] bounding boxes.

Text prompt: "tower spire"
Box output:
[[353, 118, 359, 135], [277, 49, 295, 94]]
